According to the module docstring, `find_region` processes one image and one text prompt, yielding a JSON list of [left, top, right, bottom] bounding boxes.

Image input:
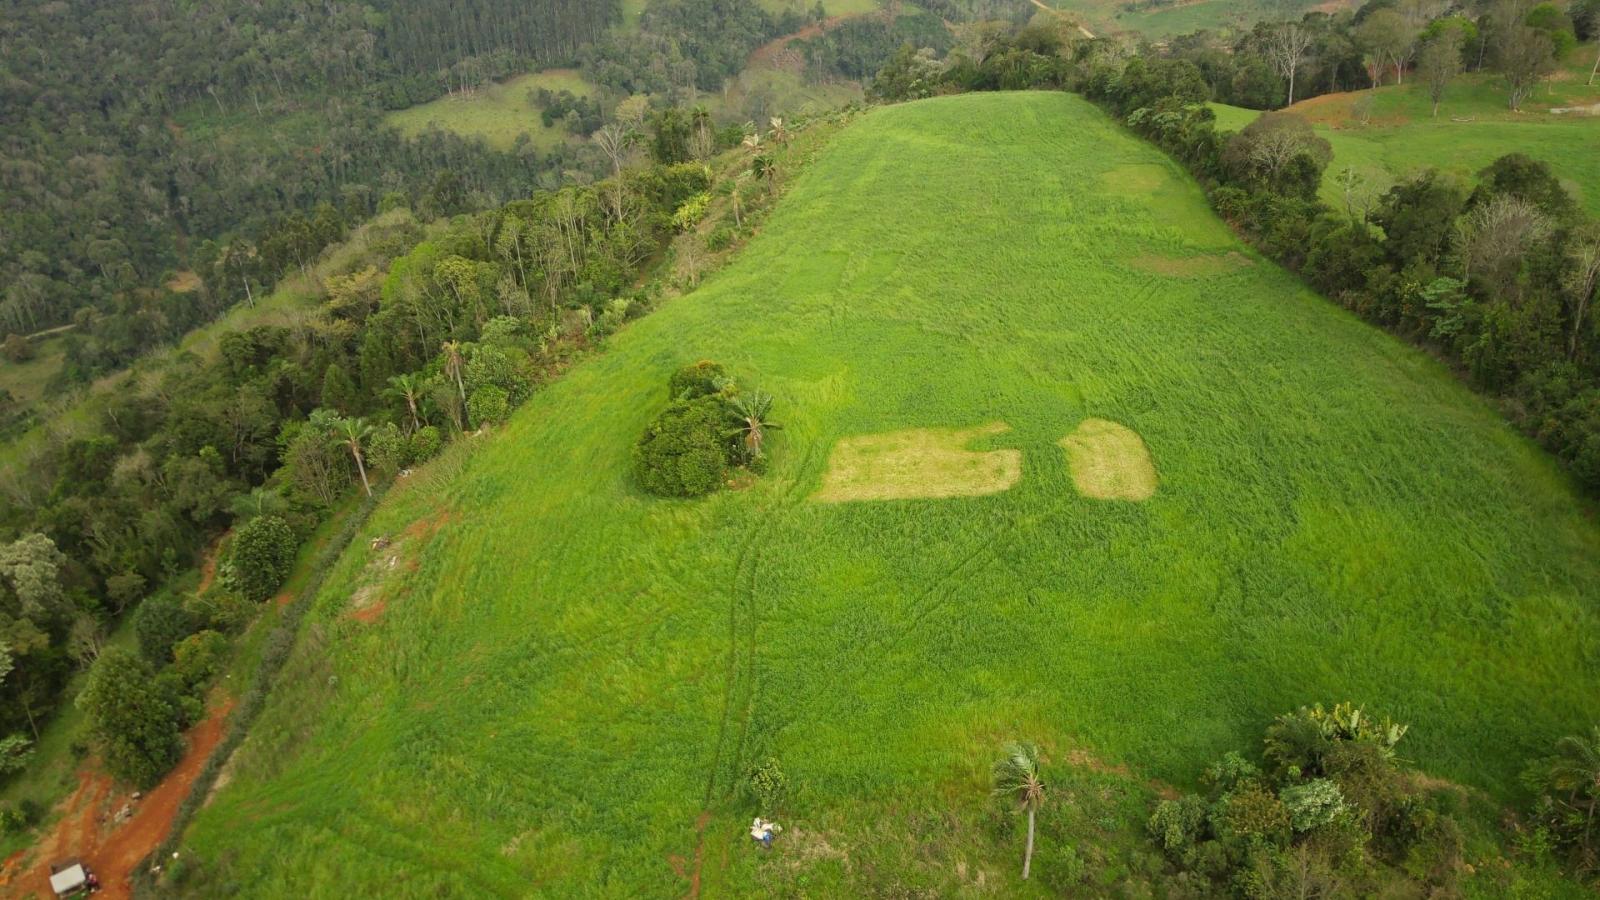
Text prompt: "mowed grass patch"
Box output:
[[813, 421, 1023, 502], [1059, 418, 1157, 501], [178, 93, 1600, 897], [385, 70, 596, 151]]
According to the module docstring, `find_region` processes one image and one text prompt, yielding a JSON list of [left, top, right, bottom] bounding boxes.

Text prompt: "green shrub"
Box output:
[[668, 361, 727, 401], [1280, 779, 1347, 833], [1215, 784, 1291, 850], [1149, 795, 1209, 860], [173, 630, 228, 689], [410, 425, 442, 462], [1036, 841, 1088, 891], [633, 395, 731, 497], [746, 757, 788, 814], [133, 594, 197, 664], [705, 225, 734, 252], [222, 515, 297, 603], [469, 385, 510, 427], [77, 649, 183, 787], [1204, 751, 1262, 798], [0, 804, 26, 835], [366, 422, 407, 478]]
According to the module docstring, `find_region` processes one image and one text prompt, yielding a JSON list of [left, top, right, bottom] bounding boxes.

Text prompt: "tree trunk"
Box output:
[[352, 446, 371, 497], [407, 397, 421, 433], [1590, 45, 1599, 85], [1287, 70, 1296, 107], [1022, 808, 1035, 880]]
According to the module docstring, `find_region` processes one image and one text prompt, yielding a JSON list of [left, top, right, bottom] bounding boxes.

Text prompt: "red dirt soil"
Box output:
[[747, 15, 860, 72], [1, 698, 235, 899], [195, 531, 229, 595]]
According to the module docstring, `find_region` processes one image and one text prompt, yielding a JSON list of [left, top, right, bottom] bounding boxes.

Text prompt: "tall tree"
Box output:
[[993, 741, 1046, 880], [1267, 22, 1316, 106], [1417, 31, 1465, 115], [1491, 0, 1557, 110]]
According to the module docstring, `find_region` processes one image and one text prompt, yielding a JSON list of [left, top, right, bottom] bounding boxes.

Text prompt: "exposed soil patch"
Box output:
[[346, 507, 456, 623], [748, 15, 858, 73], [6, 697, 235, 899], [814, 422, 1022, 503], [163, 271, 202, 293], [1060, 418, 1158, 501], [1129, 251, 1252, 277], [195, 530, 229, 595]]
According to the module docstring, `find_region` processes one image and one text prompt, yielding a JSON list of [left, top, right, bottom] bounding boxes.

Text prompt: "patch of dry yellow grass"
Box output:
[[1059, 418, 1157, 501], [813, 422, 1022, 502]]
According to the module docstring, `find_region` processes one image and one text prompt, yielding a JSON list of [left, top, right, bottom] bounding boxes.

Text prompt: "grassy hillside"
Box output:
[[1211, 53, 1600, 216], [1043, 0, 1359, 37], [385, 70, 597, 151], [176, 92, 1600, 896]]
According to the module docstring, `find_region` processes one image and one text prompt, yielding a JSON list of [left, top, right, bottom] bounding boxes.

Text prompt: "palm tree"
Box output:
[[1541, 726, 1600, 841], [768, 116, 788, 145], [752, 155, 777, 188], [993, 741, 1045, 880], [387, 373, 423, 433], [333, 416, 373, 497], [727, 392, 780, 461], [689, 105, 714, 159], [441, 340, 467, 406]]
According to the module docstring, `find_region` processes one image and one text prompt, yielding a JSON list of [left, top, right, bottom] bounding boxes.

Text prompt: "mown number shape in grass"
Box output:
[[814, 422, 1022, 503], [1059, 418, 1157, 501]]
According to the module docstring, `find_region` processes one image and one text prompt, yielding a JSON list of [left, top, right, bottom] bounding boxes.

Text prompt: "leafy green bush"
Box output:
[[1279, 779, 1346, 833], [222, 515, 297, 603], [633, 395, 730, 497], [133, 594, 197, 664], [746, 757, 788, 814], [668, 360, 727, 400], [77, 649, 184, 787], [173, 630, 228, 689], [1215, 783, 1291, 849], [1148, 794, 1209, 861], [469, 385, 510, 427], [410, 425, 442, 462]]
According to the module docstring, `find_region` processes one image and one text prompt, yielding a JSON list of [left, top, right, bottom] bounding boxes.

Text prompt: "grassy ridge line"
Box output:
[[129, 493, 380, 898]]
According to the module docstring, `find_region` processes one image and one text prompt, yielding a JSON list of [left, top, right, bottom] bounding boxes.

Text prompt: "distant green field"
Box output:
[[385, 70, 596, 151], [1047, 0, 1358, 37], [1210, 56, 1600, 216], [177, 92, 1600, 896], [0, 333, 68, 408]]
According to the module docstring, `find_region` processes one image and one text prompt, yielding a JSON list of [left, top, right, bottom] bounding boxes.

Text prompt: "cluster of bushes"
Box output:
[[532, 88, 603, 136], [131, 494, 379, 893], [633, 361, 779, 497], [1149, 704, 1468, 895], [0, 142, 727, 778]]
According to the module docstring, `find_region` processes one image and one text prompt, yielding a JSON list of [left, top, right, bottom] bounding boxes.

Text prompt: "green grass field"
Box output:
[[1044, 0, 1358, 37], [385, 70, 597, 152], [1211, 53, 1600, 216], [176, 92, 1600, 896]]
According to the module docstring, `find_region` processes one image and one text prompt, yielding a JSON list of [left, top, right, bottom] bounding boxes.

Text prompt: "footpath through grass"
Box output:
[[176, 92, 1600, 896]]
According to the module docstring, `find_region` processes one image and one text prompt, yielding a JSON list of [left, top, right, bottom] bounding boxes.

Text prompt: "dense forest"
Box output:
[[0, 0, 624, 341]]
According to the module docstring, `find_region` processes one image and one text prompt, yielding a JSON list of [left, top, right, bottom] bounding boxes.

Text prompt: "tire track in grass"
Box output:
[[681, 444, 818, 897]]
